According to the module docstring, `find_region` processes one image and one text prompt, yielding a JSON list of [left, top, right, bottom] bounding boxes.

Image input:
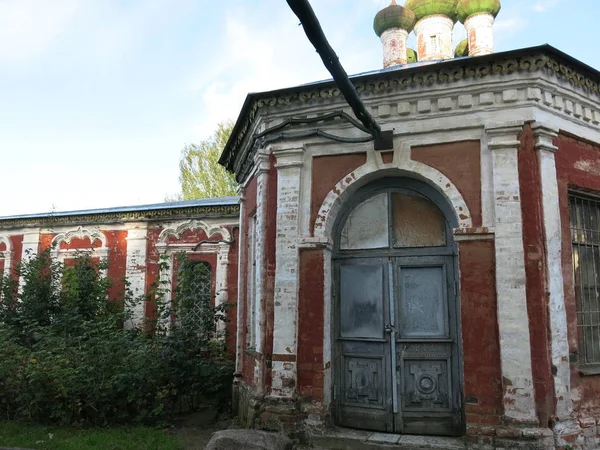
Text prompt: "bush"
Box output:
[[0, 250, 233, 426]]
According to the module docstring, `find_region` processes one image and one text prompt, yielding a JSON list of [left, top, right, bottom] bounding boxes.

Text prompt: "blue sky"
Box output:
[[1, 0, 598, 216]]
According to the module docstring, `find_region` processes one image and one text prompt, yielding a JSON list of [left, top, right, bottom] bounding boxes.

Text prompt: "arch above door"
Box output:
[[314, 162, 473, 242]]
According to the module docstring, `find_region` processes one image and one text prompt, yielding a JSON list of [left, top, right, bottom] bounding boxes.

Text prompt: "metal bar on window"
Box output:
[[570, 193, 600, 365]]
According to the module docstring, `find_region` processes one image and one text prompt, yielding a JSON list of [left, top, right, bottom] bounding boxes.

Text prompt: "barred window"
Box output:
[[570, 193, 600, 366], [177, 261, 213, 332]]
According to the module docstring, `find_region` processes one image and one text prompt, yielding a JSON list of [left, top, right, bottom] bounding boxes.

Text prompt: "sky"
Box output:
[[1, 0, 598, 217]]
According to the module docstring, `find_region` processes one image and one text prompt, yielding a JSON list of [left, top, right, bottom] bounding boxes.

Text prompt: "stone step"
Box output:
[[306, 429, 466, 450]]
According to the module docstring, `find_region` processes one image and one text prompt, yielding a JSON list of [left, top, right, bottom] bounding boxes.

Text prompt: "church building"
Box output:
[[2, 1, 600, 448]]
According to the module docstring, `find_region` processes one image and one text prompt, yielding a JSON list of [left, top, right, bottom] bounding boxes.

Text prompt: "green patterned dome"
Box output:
[[374, 0, 417, 36], [404, 0, 460, 22], [457, 0, 501, 23], [407, 48, 418, 63], [455, 39, 469, 57]]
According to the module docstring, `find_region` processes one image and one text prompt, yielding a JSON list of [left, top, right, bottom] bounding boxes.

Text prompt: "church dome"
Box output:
[[456, 0, 501, 23], [407, 48, 418, 63], [455, 39, 469, 57], [404, 0, 460, 22], [374, 0, 417, 36]]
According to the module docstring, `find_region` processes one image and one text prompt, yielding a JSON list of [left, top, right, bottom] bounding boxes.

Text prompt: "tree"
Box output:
[[174, 121, 238, 200]]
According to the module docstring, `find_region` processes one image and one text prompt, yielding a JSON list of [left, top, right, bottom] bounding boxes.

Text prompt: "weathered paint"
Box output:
[[531, 123, 572, 423], [414, 15, 454, 61], [555, 134, 600, 425], [271, 145, 305, 398], [411, 140, 482, 227], [486, 122, 537, 424], [464, 13, 495, 56], [381, 27, 409, 68], [125, 224, 148, 324], [517, 124, 554, 425]]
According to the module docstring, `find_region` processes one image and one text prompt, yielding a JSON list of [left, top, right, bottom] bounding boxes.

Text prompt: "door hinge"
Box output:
[[454, 281, 458, 296], [333, 385, 338, 400]]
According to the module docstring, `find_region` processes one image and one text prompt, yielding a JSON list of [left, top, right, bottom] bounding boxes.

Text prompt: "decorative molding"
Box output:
[[52, 226, 107, 248], [314, 160, 473, 241], [0, 235, 12, 256], [532, 122, 559, 153], [0, 204, 240, 229], [222, 49, 600, 181], [157, 220, 232, 244], [0, 235, 13, 278]]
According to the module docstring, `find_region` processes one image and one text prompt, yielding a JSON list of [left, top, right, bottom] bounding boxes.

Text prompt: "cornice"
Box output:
[[0, 205, 240, 230], [223, 49, 600, 183]]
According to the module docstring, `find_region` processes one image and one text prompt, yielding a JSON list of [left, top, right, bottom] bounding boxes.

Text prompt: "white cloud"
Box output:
[[533, 0, 565, 12], [494, 17, 529, 34], [190, 8, 331, 139], [0, 0, 80, 65]]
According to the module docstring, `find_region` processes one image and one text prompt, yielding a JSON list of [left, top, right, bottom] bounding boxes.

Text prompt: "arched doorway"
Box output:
[[332, 177, 463, 436]]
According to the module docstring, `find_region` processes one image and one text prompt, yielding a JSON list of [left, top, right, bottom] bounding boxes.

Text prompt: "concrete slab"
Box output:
[[309, 428, 466, 450]]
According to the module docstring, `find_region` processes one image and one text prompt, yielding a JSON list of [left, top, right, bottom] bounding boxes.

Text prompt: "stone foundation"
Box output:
[[237, 382, 600, 449]]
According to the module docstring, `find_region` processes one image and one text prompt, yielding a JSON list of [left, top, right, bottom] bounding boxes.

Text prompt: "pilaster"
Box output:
[[19, 230, 40, 289], [125, 223, 148, 327], [486, 122, 537, 424], [235, 189, 246, 380], [532, 122, 572, 421], [271, 144, 306, 398]]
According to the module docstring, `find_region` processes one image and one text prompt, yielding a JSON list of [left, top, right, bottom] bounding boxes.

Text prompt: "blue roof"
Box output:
[[0, 196, 240, 221]]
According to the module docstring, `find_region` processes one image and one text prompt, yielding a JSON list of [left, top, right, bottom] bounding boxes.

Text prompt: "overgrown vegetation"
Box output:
[[0, 250, 233, 427]]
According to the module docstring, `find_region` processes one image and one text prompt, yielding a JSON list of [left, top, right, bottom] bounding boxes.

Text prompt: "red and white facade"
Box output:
[[219, 45, 600, 448], [2, 45, 600, 448], [0, 199, 239, 347]]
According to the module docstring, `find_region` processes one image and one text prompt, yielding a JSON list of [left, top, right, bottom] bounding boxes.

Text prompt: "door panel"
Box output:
[[336, 259, 392, 432], [394, 257, 461, 436], [398, 266, 447, 338], [335, 256, 462, 436], [339, 264, 385, 339]]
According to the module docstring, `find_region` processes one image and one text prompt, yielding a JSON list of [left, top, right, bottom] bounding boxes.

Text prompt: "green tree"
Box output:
[[174, 121, 238, 200]]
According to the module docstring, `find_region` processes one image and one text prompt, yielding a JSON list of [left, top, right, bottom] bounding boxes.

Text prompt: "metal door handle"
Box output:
[[385, 323, 394, 333]]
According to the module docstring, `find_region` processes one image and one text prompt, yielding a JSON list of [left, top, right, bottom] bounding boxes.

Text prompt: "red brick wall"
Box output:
[[297, 249, 325, 401], [311, 153, 367, 234], [412, 141, 482, 227], [555, 134, 600, 418], [518, 125, 553, 425], [459, 240, 503, 427]]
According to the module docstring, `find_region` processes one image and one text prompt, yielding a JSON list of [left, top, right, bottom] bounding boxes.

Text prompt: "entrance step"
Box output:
[[307, 429, 466, 450]]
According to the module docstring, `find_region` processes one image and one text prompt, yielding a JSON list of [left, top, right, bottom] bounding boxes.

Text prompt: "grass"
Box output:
[[0, 421, 184, 450]]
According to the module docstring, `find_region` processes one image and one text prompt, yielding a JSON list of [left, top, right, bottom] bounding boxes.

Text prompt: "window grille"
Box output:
[[177, 261, 212, 332], [570, 193, 600, 365]]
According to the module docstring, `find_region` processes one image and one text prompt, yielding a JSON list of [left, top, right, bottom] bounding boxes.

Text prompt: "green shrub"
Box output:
[[0, 250, 233, 426]]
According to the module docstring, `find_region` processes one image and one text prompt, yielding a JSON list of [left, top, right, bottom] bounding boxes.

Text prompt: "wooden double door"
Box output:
[[333, 254, 463, 436]]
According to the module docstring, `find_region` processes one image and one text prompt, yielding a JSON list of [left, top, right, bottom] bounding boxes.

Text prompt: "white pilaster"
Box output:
[[486, 122, 537, 423], [381, 27, 409, 68], [271, 144, 305, 398], [414, 15, 454, 61], [216, 241, 231, 335], [532, 122, 572, 421], [19, 230, 40, 289], [464, 13, 495, 56], [235, 191, 246, 378], [125, 224, 148, 327], [253, 151, 270, 353], [0, 236, 12, 279]]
